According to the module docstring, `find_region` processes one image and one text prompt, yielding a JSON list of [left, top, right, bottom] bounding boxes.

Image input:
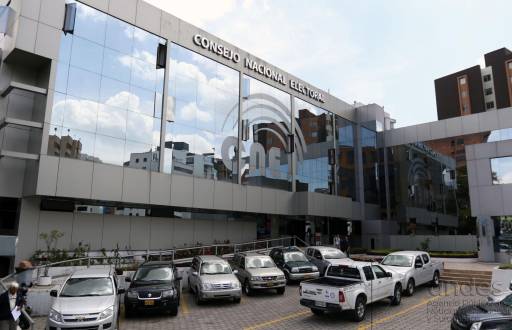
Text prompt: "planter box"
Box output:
[[491, 266, 512, 294]]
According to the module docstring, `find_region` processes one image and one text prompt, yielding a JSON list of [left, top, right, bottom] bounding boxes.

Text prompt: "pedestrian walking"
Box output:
[[0, 282, 25, 330]]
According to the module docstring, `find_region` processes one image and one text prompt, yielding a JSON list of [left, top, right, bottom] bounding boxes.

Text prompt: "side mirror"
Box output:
[[509, 281, 512, 291], [386, 272, 393, 278], [415, 263, 422, 269], [233, 270, 238, 275], [117, 288, 126, 295], [50, 290, 58, 297], [192, 271, 198, 276], [125, 276, 131, 282]]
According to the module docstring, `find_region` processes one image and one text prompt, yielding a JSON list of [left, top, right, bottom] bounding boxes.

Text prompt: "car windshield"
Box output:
[[502, 293, 512, 307], [60, 277, 114, 297], [323, 250, 346, 259], [134, 267, 173, 282], [246, 256, 275, 269], [284, 252, 308, 262], [381, 255, 413, 267], [200, 262, 232, 275]]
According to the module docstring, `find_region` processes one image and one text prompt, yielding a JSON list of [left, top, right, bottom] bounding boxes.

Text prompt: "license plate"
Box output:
[[266, 282, 274, 287], [304, 274, 313, 279], [144, 300, 155, 306], [314, 301, 326, 307]]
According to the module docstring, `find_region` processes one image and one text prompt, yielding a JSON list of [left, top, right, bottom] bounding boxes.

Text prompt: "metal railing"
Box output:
[[0, 235, 307, 326]]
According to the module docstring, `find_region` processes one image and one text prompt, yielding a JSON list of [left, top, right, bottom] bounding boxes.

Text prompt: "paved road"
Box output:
[[33, 283, 487, 329]]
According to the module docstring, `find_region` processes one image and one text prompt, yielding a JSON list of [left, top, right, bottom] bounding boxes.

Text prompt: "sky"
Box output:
[[146, 0, 511, 128]]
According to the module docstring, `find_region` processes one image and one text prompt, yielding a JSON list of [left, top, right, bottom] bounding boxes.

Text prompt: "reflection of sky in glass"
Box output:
[[48, 2, 164, 170], [491, 157, 512, 184], [164, 43, 239, 181]]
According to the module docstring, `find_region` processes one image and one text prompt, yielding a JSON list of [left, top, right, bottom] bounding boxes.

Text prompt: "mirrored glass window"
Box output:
[[240, 75, 291, 191], [164, 43, 239, 182], [48, 1, 165, 171], [295, 98, 334, 194], [491, 157, 512, 184], [361, 127, 379, 204], [336, 116, 357, 200]]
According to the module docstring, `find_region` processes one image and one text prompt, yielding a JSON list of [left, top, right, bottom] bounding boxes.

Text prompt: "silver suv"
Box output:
[[305, 246, 349, 276], [231, 252, 286, 296], [188, 255, 241, 305], [47, 268, 124, 330]]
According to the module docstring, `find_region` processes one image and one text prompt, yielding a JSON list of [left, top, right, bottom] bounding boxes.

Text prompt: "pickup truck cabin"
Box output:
[[299, 261, 403, 321]]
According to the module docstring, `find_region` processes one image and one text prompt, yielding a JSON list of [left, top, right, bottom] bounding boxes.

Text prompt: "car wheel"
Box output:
[[352, 295, 366, 322], [391, 284, 402, 305], [169, 304, 178, 316], [233, 297, 241, 304], [244, 280, 253, 296], [432, 271, 440, 287], [405, 279, 415, 296], [276, 287, 285, 295], [311, 308, 324, 316]]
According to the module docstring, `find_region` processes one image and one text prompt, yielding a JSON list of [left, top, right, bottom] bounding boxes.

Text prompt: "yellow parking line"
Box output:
[[243, 310, 310, 330], [181, 293, 190, 315], [357, 288, 456, 330]]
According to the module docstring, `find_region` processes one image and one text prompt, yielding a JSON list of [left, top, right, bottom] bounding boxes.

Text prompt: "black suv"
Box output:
[[451, 292, 512, 329], [269, 247, 320, 283], [125, 261, 181, 317]]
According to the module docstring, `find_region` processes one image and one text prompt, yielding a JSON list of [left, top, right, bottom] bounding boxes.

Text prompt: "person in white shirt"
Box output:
[[0, 282, 21, 330]]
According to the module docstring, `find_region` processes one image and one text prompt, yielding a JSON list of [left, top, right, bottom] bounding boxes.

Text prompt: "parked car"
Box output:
[[231, 252, 286, 296], [269, 247, 320, 283], [380, 251, 442, 296], [299, 260, 403, 321], [124, 261, 182, 317], [305, 246, 351, 276], [188, 255, 241, 305], [47, 268, 124, 330], [451, 293, 512, 329]]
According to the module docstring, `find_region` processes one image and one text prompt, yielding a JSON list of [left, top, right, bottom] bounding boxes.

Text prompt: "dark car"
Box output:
[[269, 247, 320, 283], [451, 293, 512, 329], [124, 261, 182, 317]]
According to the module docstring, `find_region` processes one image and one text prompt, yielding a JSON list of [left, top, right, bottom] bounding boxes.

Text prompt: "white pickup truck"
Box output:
[[380, 251, 442, 296], [299, 261, 403, 321]]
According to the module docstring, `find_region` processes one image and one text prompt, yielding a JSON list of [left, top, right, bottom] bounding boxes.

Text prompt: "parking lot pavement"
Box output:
[[32, 283, 486, 330]]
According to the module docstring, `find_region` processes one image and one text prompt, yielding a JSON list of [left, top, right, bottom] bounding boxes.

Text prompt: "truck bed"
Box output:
[[304, 277, 361, 288]]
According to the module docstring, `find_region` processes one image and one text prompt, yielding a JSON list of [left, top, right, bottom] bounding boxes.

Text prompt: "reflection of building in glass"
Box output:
[[48, 132, 100, 162], [388, 142, 458, 234], [123, 149, 159, 171], [424, 133, 490, 168]]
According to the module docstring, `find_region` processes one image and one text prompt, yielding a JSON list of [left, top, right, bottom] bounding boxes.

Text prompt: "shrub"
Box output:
[[499, 263, 512, 270]]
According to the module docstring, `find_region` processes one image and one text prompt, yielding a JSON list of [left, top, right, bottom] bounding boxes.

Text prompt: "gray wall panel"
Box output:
[[36, 155, 58, 196], [213, 181, 233, 211], [261, 188, 277, 214], [232, 185, 247, 212], [91, 163, 123, 202], [149, 217, 172, 250], [15, 197, 40, 263], [122, 167, 150, 204], [102, 215, 130, 250], [129, 217, 151, 250], [478, 111, 499, 132], [149, 172, 171, 206], [37, 211, 73, 251], [193, 178, 214, 209], [72, 213, 104, 250], [170, 175, 193, 207], [246, 186, 262, 213], [478, 185, 504, 216], [56, 158, 92, 199]]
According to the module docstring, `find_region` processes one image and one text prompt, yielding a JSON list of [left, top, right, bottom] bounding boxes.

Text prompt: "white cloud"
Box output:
[[180, 102, 213, 123]]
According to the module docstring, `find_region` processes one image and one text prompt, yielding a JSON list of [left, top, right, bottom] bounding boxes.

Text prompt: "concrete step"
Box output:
[[442, 269, 492, 276]]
